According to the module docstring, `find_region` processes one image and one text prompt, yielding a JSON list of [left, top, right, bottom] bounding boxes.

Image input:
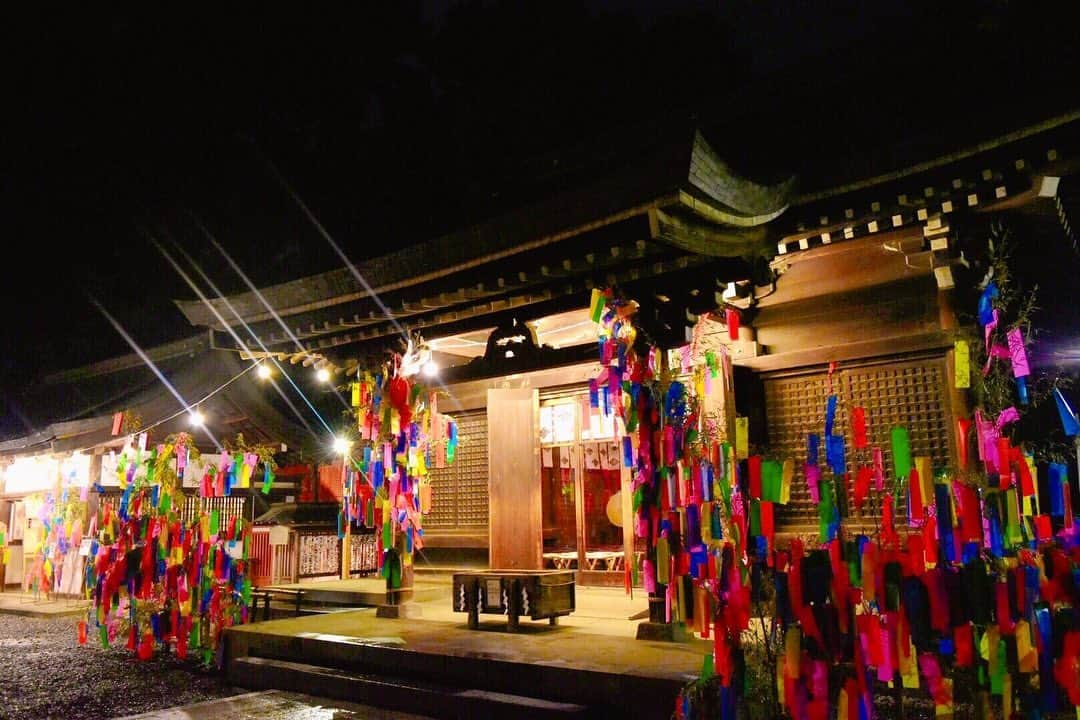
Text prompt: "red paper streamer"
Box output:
[[852, 407, 868, 449], [748, 455, 762, 499], [954, 623, 974, 667], [725, 308, 740, 341], [908, 467, 924, 521], [956, 418, 971, 469], [853, 466, 872, 511]]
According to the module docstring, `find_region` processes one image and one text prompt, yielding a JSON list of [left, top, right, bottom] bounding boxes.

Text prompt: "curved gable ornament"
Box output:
[[687, 130, 797, 225], [483, 318, 540, 365]]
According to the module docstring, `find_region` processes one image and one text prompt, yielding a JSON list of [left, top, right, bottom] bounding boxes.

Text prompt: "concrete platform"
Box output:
[[0, 592, 90, 618], [225, 586, 706, 719], [262, 578, 449, 607]]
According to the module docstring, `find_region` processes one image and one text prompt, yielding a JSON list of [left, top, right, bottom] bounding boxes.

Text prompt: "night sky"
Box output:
[[2, 2, 1077, 435]]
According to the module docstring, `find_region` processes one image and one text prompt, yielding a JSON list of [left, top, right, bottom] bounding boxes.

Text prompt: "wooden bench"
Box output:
[[250, 587, 306, 621], [453, 570, 575, 631]]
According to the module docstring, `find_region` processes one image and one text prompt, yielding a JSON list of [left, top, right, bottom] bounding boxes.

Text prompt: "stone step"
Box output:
[[230, 656, 589, 720]]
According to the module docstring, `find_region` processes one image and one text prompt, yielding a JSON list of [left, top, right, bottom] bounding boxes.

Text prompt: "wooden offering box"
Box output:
[[453, 570, 575, 631]]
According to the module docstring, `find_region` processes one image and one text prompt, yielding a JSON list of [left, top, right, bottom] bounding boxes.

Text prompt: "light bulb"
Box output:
[[257, 363, 272, 379], [333, 437, 351, 455], [422, 359, 439, 377], [316, 367, 331, 383], [189, 410, 206, 427]]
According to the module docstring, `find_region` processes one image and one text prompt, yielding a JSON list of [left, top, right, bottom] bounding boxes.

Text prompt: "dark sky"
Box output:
[[1, 2, 1077, 433]]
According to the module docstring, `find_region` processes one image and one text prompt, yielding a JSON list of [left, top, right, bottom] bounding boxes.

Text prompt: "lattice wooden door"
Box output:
[[762, 356, 957, 531]]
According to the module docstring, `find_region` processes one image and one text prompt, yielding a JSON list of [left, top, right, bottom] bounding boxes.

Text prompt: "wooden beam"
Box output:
[[733, 330, 954, 372], [176, 192, 681, 330], [299, 254, 713, 355], [229, 233, 672, 347]]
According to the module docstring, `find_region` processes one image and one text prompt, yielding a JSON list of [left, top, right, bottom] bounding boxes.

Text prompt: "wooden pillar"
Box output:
[[487, 387, 542, 570], [340, 461, 350, 580]]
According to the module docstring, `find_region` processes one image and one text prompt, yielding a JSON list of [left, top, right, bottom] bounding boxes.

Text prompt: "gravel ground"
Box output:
[[0, 614, 241, 720]]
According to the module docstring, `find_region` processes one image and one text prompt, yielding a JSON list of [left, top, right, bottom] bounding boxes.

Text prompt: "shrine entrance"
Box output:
[[538, 393, 640, 587]]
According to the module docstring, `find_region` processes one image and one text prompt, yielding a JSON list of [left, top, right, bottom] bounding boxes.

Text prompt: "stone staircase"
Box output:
[[230, 655, 589, 719]]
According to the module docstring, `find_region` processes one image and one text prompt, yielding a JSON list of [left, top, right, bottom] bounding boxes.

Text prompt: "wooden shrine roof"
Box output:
[[0, 342, 317, 457], [173, 127, 794, 363], [170, 112, 1080, 372]]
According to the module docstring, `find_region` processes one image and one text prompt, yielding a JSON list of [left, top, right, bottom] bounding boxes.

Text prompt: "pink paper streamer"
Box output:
[[996, 407, 1020, 429], [806, 464, 821, 503], [643, 560, 656, 593], [1007, 327, 1030, 377], [975, 410, 1000, 471], [877, 623, 893, 682], [984, 308, 999, 349]]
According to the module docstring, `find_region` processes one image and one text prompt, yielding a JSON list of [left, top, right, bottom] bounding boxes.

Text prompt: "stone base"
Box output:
[[635, 621, 690, 642], [376, 601, 423, 619]]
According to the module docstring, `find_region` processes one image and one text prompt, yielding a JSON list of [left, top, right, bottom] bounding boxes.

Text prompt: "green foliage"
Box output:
[[222, 433, 279, 471], [966, 220, 1075, 465]]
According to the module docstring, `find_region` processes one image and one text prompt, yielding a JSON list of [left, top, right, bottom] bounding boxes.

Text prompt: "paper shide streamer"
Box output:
[[673, 239, 1080, 720], [82, 434, 253, 667], [350, 347, 458, 586]]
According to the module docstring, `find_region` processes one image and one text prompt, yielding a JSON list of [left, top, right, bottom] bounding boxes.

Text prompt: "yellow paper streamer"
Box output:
[[954, 340, 970, 388], [915, 456, 933, 512], [784, 626, 800, 678], [735, 417, 749, 459], [1015, 619, 1037, 673], [776, 655, 786, 708], [936, 678, 955, 718], [780, 459, 793, 505]]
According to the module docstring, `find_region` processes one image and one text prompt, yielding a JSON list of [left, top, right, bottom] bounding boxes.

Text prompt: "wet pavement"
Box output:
[[0, 614, 240, 720], [114, 690, 434, 719]]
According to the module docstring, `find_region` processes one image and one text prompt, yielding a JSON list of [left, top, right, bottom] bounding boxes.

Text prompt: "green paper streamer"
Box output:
[[762, 460, 782, 502], [847, 540, 861, 587], [701, 651, 715, 680], [818, 479, 834, 543], [748, 499, 761, 536], [159, 492, 171, 514], [382, 518, 392, 548], [100, 625, 109, 648], [262, 468, 275, 495], [990, 637, 1006, 693], [1005, 488, 1021, 546], [890, 426, 912, 481], [209, 509, 220, 536], [656, 536, 670, 581], [390, 556, 402, 588]]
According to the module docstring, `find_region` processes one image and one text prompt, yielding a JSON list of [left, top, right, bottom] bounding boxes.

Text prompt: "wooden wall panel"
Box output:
[[487, 388, 542, 569]]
